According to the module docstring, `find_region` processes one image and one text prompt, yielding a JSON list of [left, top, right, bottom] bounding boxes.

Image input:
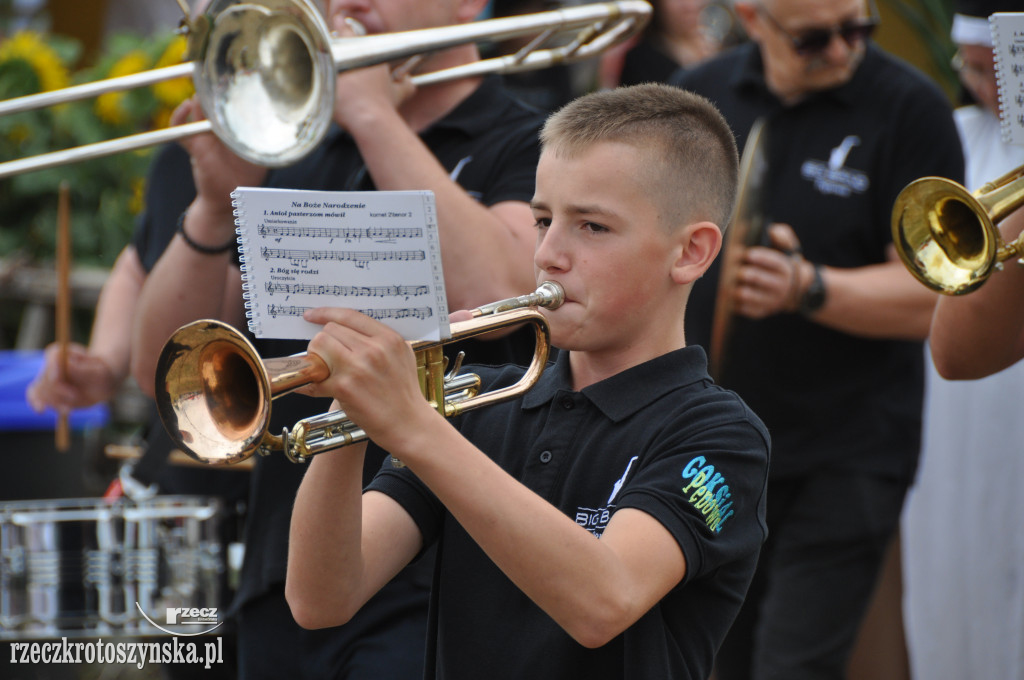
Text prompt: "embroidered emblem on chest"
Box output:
[[574, 455, 638, 538], [799, 135, 870, 197]]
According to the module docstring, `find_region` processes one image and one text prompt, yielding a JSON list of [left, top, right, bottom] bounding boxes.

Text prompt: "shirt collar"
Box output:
[[522, 346, 712, 422]]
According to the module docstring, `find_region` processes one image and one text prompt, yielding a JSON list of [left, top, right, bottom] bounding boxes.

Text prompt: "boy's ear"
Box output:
[[671, 221, 723, 286]]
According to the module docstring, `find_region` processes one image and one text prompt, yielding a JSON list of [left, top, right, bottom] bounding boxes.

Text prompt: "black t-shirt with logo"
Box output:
[[672, 43, 965, 480], [369, 346, 771, 680]]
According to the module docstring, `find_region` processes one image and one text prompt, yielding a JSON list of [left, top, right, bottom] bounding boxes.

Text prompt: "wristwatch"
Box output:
[[799, 263, 827, 316]]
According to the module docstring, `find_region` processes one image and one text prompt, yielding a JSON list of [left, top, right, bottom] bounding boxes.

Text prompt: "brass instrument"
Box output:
[[892, 164, 1024, 295], [155, 282, 564, 466], [708, 117, 769, 380], [0, 0, 651, 178]]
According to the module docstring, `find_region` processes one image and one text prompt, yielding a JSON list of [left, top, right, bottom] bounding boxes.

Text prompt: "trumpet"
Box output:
[[892, 164, 1024, 295], [0, 0, 651, 178], [154, 282, 564, 465]]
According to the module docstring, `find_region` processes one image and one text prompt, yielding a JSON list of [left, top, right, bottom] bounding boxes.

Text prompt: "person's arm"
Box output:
[[27, 245, 145, 412], [731, 224, 938, 340], [286, 438, 425, 629], [929, 206, 1024, 379], [285, 308, 687, 647], [130, 100, 265, 397], [328, 16, 537, 311]]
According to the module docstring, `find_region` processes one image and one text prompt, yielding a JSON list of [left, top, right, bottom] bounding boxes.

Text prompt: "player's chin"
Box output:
[[546, 321, 578, 352]]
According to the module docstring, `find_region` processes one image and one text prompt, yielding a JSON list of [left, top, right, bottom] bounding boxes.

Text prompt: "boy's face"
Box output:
[[531, 141, 684, 354]]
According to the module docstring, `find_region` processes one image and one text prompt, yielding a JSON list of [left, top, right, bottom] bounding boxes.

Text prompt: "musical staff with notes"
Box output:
[[259, 246, 426, 266], [265, 282, 431, 298], [267, 304, 435, 321], [257, 224, 425, 240], [233, 187, 449, 341], [992, 13, 1024, 145]]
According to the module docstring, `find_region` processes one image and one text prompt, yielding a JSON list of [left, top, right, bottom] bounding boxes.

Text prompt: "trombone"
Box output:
[[891, 164, 1024, 295], [154, 282, 564, 466], [0, 0, 652, 178]]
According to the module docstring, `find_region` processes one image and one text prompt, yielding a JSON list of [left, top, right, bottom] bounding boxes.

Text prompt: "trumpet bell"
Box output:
[[892, 176, 997, 295], [200, 0, 335, 166], [156, 319, 273, 465]]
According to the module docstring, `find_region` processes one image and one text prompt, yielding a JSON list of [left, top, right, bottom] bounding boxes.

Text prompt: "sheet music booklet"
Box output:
[[232, 187, 450, 342], [991, 12, 1024, 145]]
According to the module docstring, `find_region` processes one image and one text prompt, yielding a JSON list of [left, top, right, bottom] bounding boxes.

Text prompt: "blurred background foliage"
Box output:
[[0, 0, 960, 273], [0, 25, 192, 268], [876, 0, 959, 103]]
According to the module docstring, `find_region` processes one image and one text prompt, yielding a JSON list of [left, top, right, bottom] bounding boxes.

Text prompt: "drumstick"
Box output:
[[55, 181, 71, 452]]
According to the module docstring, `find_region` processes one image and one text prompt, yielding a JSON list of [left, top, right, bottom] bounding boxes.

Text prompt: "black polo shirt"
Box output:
[[672, 43, 964, 480], [369, 346, 770, 680], [135, 75, 546, 610]]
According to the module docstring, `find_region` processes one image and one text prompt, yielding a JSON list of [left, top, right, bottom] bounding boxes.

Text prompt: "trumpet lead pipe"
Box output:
[[472, 281, 564, 317]]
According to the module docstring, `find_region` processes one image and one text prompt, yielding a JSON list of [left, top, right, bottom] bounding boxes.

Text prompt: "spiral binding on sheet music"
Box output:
[[233, 189, 263, 336], [990, 13, 1024, 145]]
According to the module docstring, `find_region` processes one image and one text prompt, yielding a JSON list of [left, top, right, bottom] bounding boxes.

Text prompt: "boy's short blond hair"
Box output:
[[540, 83, 739, 230]]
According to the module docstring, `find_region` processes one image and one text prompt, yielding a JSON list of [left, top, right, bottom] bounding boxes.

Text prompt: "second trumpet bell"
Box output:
[[892, 164, 1024, 295]]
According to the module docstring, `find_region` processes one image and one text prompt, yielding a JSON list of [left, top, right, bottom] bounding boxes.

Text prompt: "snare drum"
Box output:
[[0, 496, 223, 639]]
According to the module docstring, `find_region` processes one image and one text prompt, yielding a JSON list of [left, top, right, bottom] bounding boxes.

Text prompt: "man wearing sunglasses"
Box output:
[[671, 1, 964, 678]]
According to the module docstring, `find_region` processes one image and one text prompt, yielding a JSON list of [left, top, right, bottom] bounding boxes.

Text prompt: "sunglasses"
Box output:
[[759, 7, 879, 57]]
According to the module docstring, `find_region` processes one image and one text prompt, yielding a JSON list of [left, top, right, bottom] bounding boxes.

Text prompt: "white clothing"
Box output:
[[902, 105, 1024, 680]]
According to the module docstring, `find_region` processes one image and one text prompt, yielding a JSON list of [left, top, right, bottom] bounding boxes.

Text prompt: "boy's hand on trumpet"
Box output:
[[299, 307, 443, 455]]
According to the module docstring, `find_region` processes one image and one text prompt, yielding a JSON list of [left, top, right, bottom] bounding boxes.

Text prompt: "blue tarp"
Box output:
[[0, 350, 109, 431]]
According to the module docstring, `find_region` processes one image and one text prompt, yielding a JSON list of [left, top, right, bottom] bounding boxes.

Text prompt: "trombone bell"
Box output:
[[197, 0, 336, 167]]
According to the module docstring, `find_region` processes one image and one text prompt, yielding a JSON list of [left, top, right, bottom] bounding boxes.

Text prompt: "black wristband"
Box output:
[[799, 263, 827, 316], [176, 210, 236, 255]]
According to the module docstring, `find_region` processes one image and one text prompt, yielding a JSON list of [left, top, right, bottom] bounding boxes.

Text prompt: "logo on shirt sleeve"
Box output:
[[681, 456, 735, 533]]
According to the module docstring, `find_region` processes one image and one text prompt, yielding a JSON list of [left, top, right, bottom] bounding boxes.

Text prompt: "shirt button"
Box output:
[[539, 450, 553, 463], [561, 397, 574, 410]]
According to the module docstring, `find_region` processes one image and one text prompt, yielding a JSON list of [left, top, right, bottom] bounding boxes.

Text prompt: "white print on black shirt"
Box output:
[[574, 455, 639, 538], [449, 155, 482, 200], [800, 135, 869, 197]]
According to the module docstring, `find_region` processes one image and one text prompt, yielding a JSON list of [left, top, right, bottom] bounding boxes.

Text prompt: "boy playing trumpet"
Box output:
[[286, 83, 770, 679]]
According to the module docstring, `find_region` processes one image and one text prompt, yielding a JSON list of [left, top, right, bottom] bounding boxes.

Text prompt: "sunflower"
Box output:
[[94, 49, 151, 125], [152, 35, 194, 109], [0, 30, 72, 93]]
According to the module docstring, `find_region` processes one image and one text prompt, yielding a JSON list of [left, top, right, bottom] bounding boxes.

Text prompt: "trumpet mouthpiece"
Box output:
[[472, 281, 564, 317], [535, 281, 565, 310]]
